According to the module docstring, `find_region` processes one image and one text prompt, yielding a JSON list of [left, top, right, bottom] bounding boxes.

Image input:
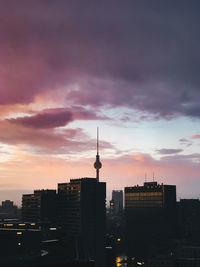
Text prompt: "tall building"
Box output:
[[58, 178, 106, 264], [57, 130, 106, 267], [110, 190, 123, 216], [125, 181, 176, 257], [22, 189, 57, 222], [177, 199, 200, 241]]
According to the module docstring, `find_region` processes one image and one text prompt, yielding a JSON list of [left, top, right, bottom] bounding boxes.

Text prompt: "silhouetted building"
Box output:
[[125, 181, 176, 257], [110, 190, 123, 216], [177, 199, 200, 242], [57, 178, 106, 267], [0, 227, 41, 265], [22, 189, 57, 222], [175, 245, 200, 267], [0, 200, 18, 219]]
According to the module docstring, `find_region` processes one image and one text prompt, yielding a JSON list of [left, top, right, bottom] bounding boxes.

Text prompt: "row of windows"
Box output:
[[125, 192, 162, 197], [126, 196, 163, 201]]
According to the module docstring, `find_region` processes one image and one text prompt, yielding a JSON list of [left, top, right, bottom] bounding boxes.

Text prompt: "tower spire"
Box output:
[[94, 127, 102, 182], [97, 126, 99, 155]]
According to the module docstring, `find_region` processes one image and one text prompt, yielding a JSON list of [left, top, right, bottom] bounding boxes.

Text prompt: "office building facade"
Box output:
[[22, 189, 57, 222], [125, 181, 176, 257], [57, 178, 106, 266]]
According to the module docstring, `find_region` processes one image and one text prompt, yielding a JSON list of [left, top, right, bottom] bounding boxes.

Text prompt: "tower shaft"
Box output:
[[94, 127, 102, 182]]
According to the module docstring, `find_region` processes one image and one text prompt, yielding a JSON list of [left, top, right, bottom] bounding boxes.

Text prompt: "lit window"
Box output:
[[17, 232, 22, 235]]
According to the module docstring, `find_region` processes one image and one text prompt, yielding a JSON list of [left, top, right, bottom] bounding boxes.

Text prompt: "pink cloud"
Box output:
[[191, 134, 200, 139], [0, 118, 113, 154]]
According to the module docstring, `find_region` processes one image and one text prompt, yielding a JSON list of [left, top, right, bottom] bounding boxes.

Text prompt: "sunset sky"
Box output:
[[1, 1, 200, 206]]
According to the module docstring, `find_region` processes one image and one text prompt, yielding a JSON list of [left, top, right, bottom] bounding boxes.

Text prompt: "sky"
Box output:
[[1, 1, 200, 206]]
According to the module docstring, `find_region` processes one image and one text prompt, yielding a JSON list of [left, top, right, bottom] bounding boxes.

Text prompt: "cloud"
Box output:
[[0, 1, 200, 119], [191, 135, 200, 139], [8, 106, 109, 129], [179, 138, 193, 147], [156, 148, 183, 155], [0, 118, 114, 154]]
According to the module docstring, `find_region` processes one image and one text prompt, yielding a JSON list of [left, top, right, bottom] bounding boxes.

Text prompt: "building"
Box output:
[[177, 199, 200, 241], [0, 225, 41, 265], [22, 189, 57, 222], [110, 190, 123, 216], [0, 200, 18, 219], [57, 178, 106, 266], [56, 129, 106, 266], [125, 181, 176, 257]]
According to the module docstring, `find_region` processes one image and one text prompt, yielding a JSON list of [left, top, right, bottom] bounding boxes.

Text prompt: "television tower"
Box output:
[[94, 127, 102, 182]]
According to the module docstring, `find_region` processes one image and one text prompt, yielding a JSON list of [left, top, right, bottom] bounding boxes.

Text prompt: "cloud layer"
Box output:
[[0, 1, 200, 119]]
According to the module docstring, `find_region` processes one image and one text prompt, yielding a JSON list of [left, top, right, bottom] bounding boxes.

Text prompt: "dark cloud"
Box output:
[[179, 138, 192, 147], [9, 110, 73, 129], [0, 1, 200, 118], [0, 119, 114, 154], [8, 107, 108, 129], [156, 148, 183, 155]]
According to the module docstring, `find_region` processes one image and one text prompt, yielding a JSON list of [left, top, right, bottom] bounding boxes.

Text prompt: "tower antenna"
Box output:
[[97, 126, 99, 155]]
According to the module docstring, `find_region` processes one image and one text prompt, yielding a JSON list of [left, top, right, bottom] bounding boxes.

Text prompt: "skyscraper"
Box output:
[[125, 181, 176, 257], [110, 190, 123, 216]]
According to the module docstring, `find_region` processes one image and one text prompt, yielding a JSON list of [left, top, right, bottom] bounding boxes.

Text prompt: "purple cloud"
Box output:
[[8, 107, 109, 129], [0, 1, 200, 119], [179, 138, 192, 147], [156, 149, 183, 155]]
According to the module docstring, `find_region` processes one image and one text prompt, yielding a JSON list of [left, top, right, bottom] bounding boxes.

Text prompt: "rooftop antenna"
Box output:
[[145, 172, 147, 183], [153, 172, 155, 182], [94, 127, 102, 182]]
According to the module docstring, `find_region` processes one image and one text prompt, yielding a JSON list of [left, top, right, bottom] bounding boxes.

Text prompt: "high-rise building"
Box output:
[[177, 199, 200, 241], [57, 178, 106, 266], [22, 189, 57, 222], [110, 190, 123, 216], [125, 181, 176, 257]]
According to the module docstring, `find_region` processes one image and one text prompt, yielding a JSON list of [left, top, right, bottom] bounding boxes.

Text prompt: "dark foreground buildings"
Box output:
[[18, 130, 106, 267], [58, 178, 106, 266], [22, 189, 57, 222], [0, 200, 19, 219], [125, 181, 176, 257]]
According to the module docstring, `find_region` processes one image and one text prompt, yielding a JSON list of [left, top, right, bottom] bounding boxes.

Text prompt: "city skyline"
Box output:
[[1, 1, 200, 205]]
